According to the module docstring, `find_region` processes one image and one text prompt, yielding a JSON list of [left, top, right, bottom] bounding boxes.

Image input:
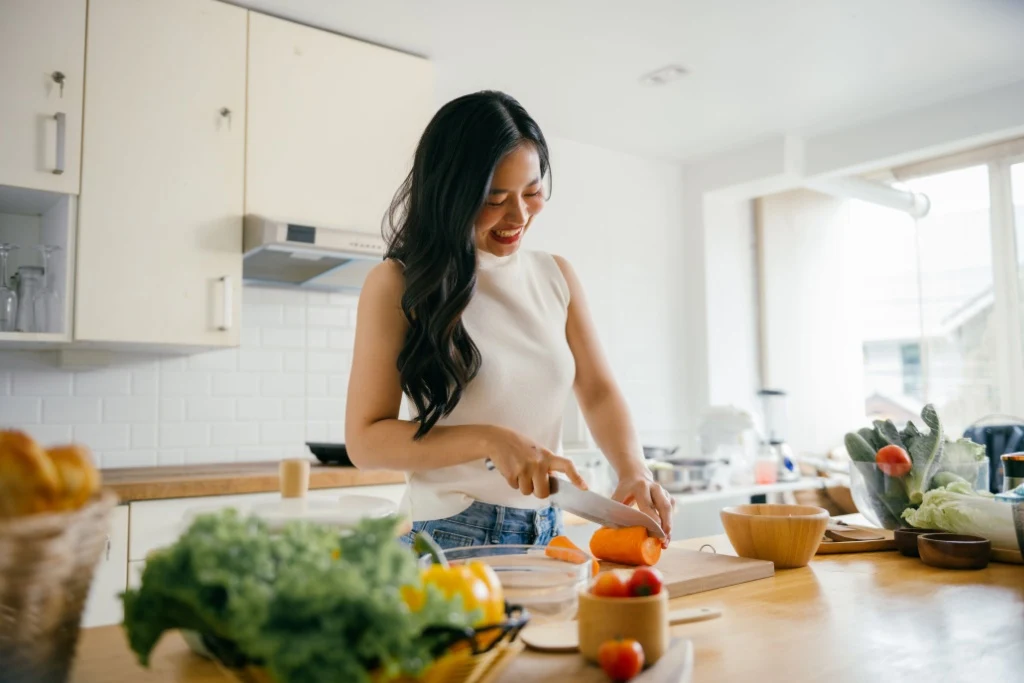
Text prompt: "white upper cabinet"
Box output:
[[75, 0, 246, 347], [246, 12, 435, 234], [0, 0, 86, 194]]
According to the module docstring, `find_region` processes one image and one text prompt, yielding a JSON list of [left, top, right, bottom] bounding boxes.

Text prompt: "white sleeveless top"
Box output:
[[404, 249, 576, 521]]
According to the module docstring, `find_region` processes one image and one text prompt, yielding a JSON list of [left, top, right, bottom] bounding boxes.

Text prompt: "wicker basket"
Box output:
[[0, 490, 118, 683]]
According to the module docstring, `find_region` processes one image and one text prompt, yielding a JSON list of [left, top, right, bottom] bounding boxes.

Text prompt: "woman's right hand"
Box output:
[[485, 426, 588, 499]]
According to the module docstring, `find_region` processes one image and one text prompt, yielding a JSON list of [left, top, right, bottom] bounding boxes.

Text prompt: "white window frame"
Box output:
[[891, 139, 1024, 419]]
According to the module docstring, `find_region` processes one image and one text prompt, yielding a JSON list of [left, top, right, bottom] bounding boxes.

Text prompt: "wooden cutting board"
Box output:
[[599, 548, 774, 598], [495, 638, 693, 683]]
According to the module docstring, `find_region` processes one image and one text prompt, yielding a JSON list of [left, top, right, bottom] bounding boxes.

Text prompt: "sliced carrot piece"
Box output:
[[589, 526, 662, 567], [546, 535, 600, 577]]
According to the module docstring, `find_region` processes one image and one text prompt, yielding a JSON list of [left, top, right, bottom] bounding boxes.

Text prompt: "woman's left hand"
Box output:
[[611, 470, 675, 547]]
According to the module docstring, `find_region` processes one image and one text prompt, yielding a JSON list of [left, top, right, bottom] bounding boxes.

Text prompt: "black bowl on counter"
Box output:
[[306, 442, 354, 466]]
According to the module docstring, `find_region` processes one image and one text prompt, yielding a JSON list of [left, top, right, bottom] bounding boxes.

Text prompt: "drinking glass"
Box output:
[[0, 244, 17, 332], [32, 245, 62, 333]]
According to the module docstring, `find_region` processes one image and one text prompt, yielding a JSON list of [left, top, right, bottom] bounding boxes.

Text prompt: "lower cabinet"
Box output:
[[85, 484, 408, 627], [81, 504, 129, 628]]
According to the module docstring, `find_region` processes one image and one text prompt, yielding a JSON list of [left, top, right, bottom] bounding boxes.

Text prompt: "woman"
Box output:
[[346, 91, 674, 549]]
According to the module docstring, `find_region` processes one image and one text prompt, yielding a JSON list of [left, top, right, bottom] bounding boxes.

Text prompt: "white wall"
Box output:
[[0, 137, 690, 467], [529, 137, 689, 450], [758, 190, 865, 455]]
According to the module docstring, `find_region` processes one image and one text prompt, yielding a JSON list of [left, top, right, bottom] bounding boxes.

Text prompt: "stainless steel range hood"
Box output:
[[242, 215, 385, 291]]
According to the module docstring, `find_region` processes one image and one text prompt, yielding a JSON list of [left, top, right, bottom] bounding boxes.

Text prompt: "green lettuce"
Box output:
[[901, 484, 1018, 549], [122, 510, 475, 683]]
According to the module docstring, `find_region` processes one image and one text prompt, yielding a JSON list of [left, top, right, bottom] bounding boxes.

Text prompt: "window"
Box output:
[[849, 146, 1024, 436]]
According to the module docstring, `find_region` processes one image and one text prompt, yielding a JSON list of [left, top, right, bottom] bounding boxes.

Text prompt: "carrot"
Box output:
[[588, 526, 662, 567], [545, 535, 600, 577]]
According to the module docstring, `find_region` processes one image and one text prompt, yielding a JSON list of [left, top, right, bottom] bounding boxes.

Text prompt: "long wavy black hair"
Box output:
[[384, 91, 551, 439]]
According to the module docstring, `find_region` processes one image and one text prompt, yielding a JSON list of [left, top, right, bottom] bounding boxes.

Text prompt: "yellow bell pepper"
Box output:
[[403, 533, 505, 628]]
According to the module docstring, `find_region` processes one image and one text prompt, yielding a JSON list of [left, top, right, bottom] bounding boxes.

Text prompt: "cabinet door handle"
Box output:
[[218, 275, 233, 331], [105, 535, 112, 561], [53, 112, 66, 175]]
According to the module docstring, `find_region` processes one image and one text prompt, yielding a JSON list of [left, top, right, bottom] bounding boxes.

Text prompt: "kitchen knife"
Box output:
[[483, 457, 666, 539], [549, 476, 667, 539]]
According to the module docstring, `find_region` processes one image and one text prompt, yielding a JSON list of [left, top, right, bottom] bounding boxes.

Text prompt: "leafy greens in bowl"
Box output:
[[845, 404, 989, 529], [122, 511, 477, 683]]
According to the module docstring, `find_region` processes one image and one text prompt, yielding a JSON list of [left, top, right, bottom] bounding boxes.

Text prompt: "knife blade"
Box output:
[[549, 476, 666, 539]]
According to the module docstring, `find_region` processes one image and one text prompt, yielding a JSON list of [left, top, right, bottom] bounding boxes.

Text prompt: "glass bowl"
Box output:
[[422, 545, 591, 622], [850, 460, 990, 529]]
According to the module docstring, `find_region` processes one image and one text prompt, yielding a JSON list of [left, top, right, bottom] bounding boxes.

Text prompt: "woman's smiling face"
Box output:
[[474, 144, 545, 257]]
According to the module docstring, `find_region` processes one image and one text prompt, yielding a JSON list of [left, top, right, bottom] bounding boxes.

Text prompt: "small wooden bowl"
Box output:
[[720, 504, 829, 569], [893, 527, 939, 557], [577, 587, 669, 665], [917, 533, 991, 570]]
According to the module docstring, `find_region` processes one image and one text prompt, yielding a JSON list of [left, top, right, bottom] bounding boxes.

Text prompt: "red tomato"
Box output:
[[591, 572, 630, 598], [626, 567, 663, 597], [598, 639, 645, 681], [876, 444, 912, 478]]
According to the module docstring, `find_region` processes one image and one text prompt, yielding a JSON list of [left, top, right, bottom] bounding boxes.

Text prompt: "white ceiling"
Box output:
[[231, 0, 1024, 162]]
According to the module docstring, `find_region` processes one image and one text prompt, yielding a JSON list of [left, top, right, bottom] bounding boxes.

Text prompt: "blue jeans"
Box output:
[[401, 501, 563, 550]]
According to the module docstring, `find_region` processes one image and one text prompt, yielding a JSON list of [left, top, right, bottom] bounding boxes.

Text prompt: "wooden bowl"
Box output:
[[577, 586, 669, 665], [719, 504, 829, 569], [917, 533, 991, 570], [893, 527, 939, 557]]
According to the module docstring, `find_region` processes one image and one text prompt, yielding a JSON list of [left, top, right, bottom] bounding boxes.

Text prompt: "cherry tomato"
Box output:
[[876, 444, 912, 478], [591, 572, 630, 598], [598, 638, 645, 681], [626, 567, 663, 597]]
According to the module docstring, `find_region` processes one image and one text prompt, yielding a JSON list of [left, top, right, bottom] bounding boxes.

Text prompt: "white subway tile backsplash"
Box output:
[[160, 372, 211, 396], [22, 424, 72, 445], [308, 352, 347, 373], [75, 370, 131, 396], [103, 396, 158, 423], [238, 350, 284, 372], [260, 421, 305, 444], [159, 422, 209, 448], [74, 423, 131, 451], [159, 398, 185, 422], [104, 450, 157, 468], [261, 374, 304, 397], [132, 423, 158, 449], [211, 422, 259, 446], [243, 303, 284, 327], [188, 350, 239, 371], [328, 375, 349, 397], [284, 306, 306, 326], [308, 306, 347, 327], [284, 352, 305, 372], [187, 397, 236, 421], [0, 285, 362, 468], [13, 371, 72, 396], [307, 398, 345, 421], [307, 328, 328, 348], [305, 421, 329, 442], [306, 375, 328, 397], [157, 450, 185, 466], [132, 371, 159, 396], [185, 447, 236, 464], [261, 328, 305, 349], [237, 398, 283, 421], [44, 397, 102, 424], [212, 372, 261, 396], [284, 398, 305, 420], [0, 397, 42, 424]]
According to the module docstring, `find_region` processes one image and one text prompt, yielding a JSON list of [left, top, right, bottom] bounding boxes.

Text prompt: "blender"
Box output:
[[758, 389, 800, 483]]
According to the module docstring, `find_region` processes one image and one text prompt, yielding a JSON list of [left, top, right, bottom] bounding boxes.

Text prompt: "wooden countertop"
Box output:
[[102, 461, 406, 501], [71, 530, 1024, 683]]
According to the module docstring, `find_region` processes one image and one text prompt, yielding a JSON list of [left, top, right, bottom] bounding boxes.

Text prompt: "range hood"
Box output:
[[242, 215, 385, 291]]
